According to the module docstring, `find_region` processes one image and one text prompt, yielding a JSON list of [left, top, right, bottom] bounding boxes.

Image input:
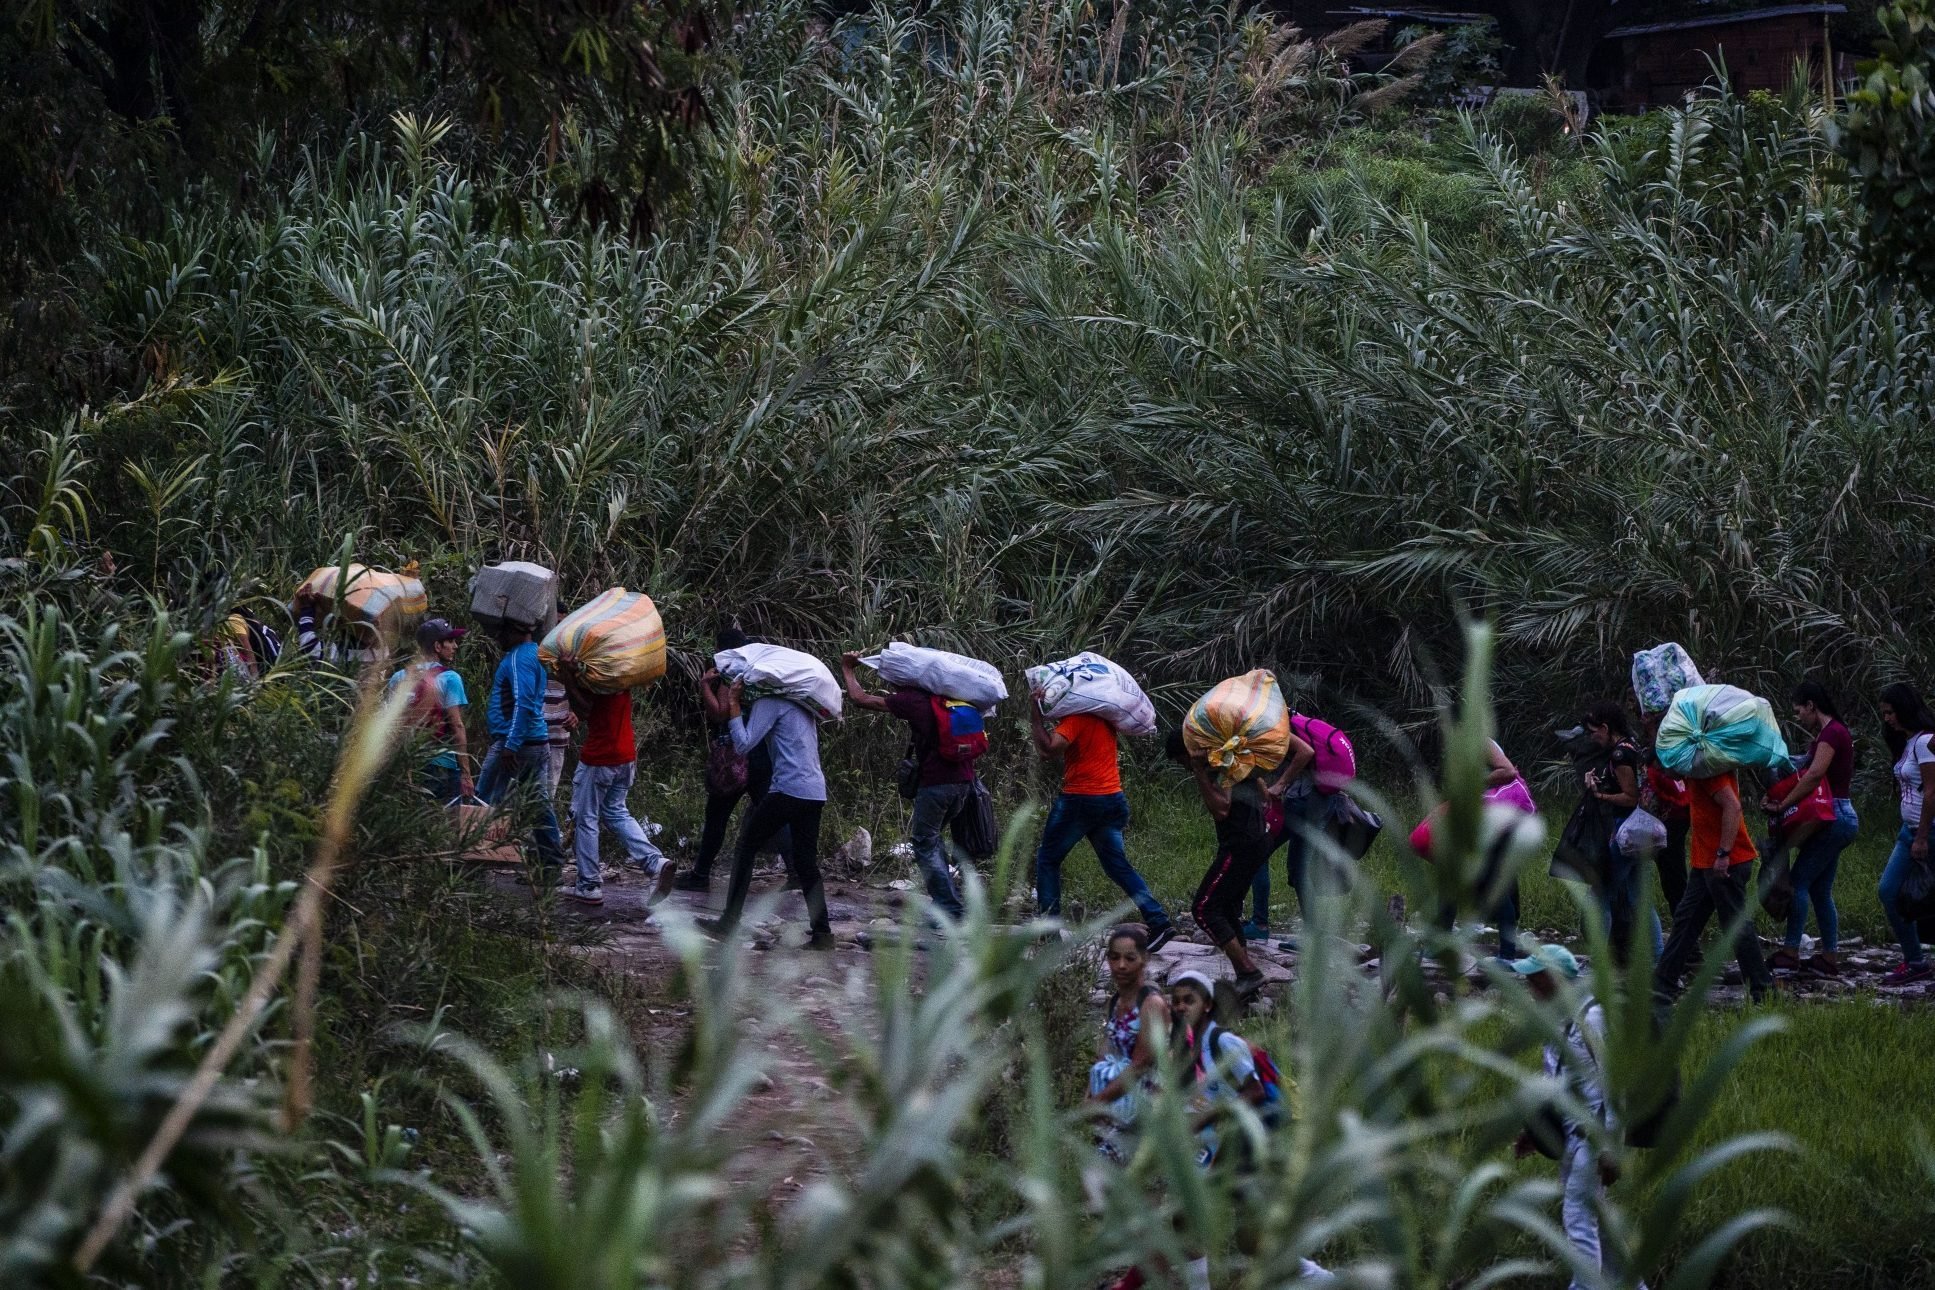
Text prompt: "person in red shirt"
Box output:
[[1029, 699, 1175, 951], [1652, 771, 1773, 1003], [558, 667, 675, 906]]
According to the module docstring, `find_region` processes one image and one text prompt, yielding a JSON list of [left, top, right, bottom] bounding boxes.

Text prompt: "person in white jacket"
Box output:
[[1511, 944, 1650, 1290]]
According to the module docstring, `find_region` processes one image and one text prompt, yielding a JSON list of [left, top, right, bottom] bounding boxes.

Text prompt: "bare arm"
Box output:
[[1031, 699, 1071, 758], [1767, 741, 1834, 812], [1190, 756, 1232, 821], [698, 670, 731, 724], [1486, 741, 1520, 790], [840, 652, 891, 714], [1265, 730, 1316, 800], [449, 705, 472, 794], [558, 666, 597, 721], [1595, 762, 1639, 810]]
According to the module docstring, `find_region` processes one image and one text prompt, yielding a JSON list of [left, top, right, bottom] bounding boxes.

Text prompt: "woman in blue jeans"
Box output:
[[1877, 683, 1935, 985], [1762, 681, 1858, 975]]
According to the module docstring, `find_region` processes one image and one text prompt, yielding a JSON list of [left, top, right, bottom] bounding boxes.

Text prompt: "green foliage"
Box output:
[[1835, 0, 1935, 293]]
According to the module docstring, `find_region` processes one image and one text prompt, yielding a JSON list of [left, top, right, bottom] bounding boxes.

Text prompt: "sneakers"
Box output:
[[695, 916, 730, 940], [1234, 969, 1267, 1001], [566, 883, 604, 905], [1883, 961, 1933, 986], [1276, 937, 1301, 953], [1146, 923, 1179, 954], [673, 869, 712, 892], [649, 862, 678, 906], [805, 931, 837, 952], [1239, 920, 1269, 943]]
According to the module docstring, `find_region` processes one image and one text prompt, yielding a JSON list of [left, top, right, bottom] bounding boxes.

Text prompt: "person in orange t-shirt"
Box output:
[[1653, 771, 1773, 1003], [1030, 700, 1175, 951]]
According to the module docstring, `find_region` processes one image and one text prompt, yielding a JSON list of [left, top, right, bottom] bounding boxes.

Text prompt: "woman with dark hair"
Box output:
[[1878, 683, 1935, 984], [1760, 681, 1858, 974], [1584, 700, 1654, 963], [678, 623, 792, 893]]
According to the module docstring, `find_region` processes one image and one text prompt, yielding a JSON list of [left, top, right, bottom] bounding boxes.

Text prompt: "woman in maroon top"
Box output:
[[1761, 681, 1858, 975]]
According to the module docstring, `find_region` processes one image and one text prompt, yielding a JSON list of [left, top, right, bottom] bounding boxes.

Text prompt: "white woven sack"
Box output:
[[714, 644, 843, 721], [1025, 651, 1157, 737], [861, 642, 1008, 710]]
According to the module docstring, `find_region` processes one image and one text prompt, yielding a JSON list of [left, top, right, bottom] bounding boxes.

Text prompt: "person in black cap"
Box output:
[[387, 617, 473, 802]]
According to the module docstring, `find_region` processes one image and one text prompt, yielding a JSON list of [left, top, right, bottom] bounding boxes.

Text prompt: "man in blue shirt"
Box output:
[[475, 621, 565, 871]]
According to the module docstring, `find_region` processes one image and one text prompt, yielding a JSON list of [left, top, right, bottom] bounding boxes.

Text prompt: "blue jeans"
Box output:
[[496, 743, 564, 867], [1879, 822, 1929, 965], [909, 782, 969, 920], [570, 760, 667, 891], [1606, 829, 1664, 963], [1034, 792, 1168, 929], [474, 737, 509, 803], [1786, 798, 1856, 952], [1249, 789, 1322, 926]]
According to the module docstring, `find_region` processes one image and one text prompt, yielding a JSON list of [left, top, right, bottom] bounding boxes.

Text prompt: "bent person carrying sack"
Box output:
[[1030, 691, 1174, 950], [843, 650, 984, 922]]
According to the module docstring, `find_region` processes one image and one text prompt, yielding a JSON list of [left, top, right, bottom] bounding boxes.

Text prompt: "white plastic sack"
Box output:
[[714, 644, 843, 721], [1614, 808, 1669, 859], [1025, 651, 1157, 737], [861, 641, 1008, 710]]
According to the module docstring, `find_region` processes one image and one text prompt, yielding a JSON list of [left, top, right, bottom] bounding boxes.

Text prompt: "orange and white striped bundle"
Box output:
[[539, 588, 666, 694], [293, 563, 427, 647], [1182, 669, 1292, 786]]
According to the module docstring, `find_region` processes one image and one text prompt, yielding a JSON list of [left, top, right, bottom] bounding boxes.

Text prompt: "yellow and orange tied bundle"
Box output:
[[293, 562, 427, 647], [1183, 669, 1292, 786], [539, 588, 665, 694]]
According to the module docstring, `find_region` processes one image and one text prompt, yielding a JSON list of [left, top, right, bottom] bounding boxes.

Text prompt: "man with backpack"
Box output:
[[842, 650, 981, 922], [1511, 944, 1652, 1290], [386, 617, 473, 803]]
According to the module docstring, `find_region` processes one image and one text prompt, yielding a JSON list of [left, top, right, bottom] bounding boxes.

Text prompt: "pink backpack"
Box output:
[[1290, 712, 1356, 793]]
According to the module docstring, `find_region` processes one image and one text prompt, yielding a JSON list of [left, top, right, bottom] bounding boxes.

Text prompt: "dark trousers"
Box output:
[[1657, 817, 1689, 919], [1192, 830, 1274, 947], [1654, 864, 1773, 999], [1435, 878, 1521, 959], [495, 744, 563, 866], [720, 792, 829, 936], [692, 750, 789, 880]]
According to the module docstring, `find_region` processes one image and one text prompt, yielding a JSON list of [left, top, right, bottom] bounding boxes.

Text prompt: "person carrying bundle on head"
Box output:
[[1029, 678, 1175, 951], [842, 646, 1001, 924], [385, 617, 474, 804]]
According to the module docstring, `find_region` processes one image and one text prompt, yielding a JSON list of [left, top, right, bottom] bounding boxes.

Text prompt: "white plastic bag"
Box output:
[[1614, 808, 1669, 859], [714, 644, 843, 721], [1630, 642, 1704, 716], [1025, 652, 1157, 737], [861, 641, 1008, 709]]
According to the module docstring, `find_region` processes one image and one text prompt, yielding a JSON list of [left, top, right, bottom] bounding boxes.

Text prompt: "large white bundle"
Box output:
[[715, 644, 843, 721], [860, 641, 1008, 710], [1025, 651, 1157, 736]]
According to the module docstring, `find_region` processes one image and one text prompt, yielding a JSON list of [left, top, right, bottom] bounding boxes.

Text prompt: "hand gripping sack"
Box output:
[[1183, 670, 1291, 786], [1026, 652, 1157, 736], [1631, 643, 1704, 716], [1290, 712, 1356, 792], [294, 563, 427, 647], [714, 644, 843, 721], [863, 642, 1008, 710], [540, 589, 666, 694], [1654, 684, 1789, 779]]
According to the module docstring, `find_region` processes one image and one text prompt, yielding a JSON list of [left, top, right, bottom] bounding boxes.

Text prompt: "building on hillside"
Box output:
[[1591, 4, 1849, 110]]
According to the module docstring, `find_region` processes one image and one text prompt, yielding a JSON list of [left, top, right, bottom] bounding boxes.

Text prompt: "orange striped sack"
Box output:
[[1182, 669, 1291, 786], [540, 589, 666, 694], [295, 563, 428, 646]]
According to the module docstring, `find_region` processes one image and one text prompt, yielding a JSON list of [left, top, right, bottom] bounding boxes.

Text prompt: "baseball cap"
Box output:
[[1508, 943, 1582, 980], [417, 617, 467, 648]]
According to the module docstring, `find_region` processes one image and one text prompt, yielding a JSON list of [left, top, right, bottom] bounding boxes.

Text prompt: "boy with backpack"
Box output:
[[842, 650, 984, 922], [386, 618, 473, 803], [1511, 944, 1652, 1290]]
